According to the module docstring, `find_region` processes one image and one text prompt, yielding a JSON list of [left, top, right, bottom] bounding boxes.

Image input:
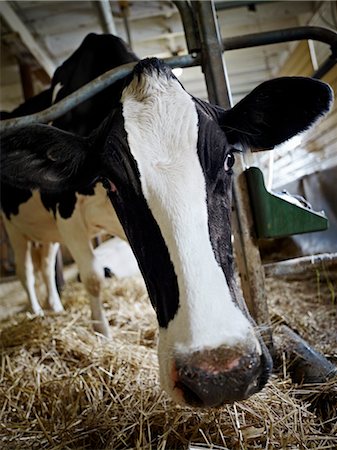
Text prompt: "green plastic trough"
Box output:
[[245, 167, 328, 239]]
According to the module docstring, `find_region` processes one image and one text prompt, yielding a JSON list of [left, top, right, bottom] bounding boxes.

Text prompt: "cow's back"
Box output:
[[52, 33, 139, 135], [2, 33, 139, 234]]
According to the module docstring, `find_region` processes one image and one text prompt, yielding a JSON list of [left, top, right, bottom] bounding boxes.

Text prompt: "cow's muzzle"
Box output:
[[173, 345, 272, 408]]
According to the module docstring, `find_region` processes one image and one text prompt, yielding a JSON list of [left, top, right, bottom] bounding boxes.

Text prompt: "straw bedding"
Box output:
[[0, 273, 336, 449]]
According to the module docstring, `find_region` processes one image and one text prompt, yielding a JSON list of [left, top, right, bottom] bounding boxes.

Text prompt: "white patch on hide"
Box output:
[[121, 70, 260, 397]]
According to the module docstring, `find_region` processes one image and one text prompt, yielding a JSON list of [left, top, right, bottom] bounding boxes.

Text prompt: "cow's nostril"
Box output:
[[175, 368, 247, 408], [173, 348, 272, 408], [175, 380, 205, 407]]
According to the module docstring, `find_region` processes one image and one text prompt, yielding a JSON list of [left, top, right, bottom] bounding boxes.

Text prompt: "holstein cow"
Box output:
[[1, 56, 332, 407], [1, 34, 138, 332]]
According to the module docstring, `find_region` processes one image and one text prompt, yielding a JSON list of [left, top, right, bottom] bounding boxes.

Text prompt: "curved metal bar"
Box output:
[[172, 1, 200, 53], [313, 55, 337, 79], [1, 62, 136, 132], [215, 1, 275, 10], [222, 26, 337, 52], [1, 53, 200, 132], [222, 26, 337, 79]]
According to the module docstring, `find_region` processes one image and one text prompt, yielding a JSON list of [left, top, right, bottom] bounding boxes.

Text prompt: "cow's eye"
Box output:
[[224, 152, 235, 172]]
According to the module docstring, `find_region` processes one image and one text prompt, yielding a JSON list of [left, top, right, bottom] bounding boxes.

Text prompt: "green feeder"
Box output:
[[245, 166, 329, 239]]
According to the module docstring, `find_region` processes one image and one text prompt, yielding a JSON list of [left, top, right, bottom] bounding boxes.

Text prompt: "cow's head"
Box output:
[[1, 58, 332, 408], [51, 33, 138, 135]]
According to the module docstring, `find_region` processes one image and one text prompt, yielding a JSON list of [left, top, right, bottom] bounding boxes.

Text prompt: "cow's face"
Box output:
[[100, 59, 269, 407], [1, 58, 332, 408]]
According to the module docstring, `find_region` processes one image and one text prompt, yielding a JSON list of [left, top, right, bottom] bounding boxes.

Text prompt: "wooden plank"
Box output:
[[278, 41, 313, 77], [264, 253, 337, 277], [306, 127, 337, 152], [272, 150, 337, 187], [322, 64, 337, 85], [269, 38, 337, 185], [19, 63, 34, 100], [0, 1, 56, 77]]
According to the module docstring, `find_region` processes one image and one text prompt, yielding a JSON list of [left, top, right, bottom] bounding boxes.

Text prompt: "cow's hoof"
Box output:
[[94, 322, 111, 339], [31, 308, 44, 317], [44, 298, 65, 313], [104, 267, 115, 278], [51, 303, 65, 313]]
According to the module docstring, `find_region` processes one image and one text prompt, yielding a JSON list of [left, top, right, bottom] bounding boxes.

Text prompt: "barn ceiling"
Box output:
[[0, 1, 336, 111]]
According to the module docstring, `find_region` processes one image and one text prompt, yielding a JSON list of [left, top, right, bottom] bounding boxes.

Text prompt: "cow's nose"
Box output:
[[173, 347, 272, 408]]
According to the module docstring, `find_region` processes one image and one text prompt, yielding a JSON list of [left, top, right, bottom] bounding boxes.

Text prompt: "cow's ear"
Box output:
[[1, 124, 97, 192], [220, 77, 333, 151]]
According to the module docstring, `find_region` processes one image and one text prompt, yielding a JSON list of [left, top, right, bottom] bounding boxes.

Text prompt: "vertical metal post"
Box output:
[[193, 0, 272, 347], [94, 0, 117, 35], [119, 1, 132, 47], [192, 0, 232, 108]]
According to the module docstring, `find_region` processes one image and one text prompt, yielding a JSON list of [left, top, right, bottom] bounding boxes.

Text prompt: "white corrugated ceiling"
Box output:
[[2, 0, 331, 111]]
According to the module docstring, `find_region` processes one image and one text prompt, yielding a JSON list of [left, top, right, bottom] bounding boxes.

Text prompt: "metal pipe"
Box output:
[[94, 0, 117, 35], [172, 1, 200, 53], [1, 53, 201, 131], [119, 1, 132, 47], [215, 1, 275, 10], [313, 55, 337, 79], [122, 11, 132, 47], [193, 0, 232, 108], [221, 26, 337, 79], [222, 26, 337, 52]]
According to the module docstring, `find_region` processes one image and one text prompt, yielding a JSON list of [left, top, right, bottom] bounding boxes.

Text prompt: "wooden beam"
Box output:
[[264, 253, 337, 278], [1, 32, 51, 86], [33, 68, 51, 85], [0, 1, 56, 77], [19, 63, 35, 100]]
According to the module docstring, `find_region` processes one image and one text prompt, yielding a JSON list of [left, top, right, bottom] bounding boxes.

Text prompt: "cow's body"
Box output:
[[3, 185, 125, 317], [1, 36, 333, 407], [1, 34, 137, 334]]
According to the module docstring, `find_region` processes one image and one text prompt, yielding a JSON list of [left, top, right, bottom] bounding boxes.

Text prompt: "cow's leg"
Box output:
[[40, 242, 64, 313], [82, 255, 110, 337], [4, 223, 43, 315], [72, 244, 109, 336], [57, 220, 109, 337]]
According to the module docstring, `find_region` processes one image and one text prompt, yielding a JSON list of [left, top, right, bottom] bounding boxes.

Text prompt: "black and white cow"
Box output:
[[1, 34, 138, 335], [1, 52, 332, 407]]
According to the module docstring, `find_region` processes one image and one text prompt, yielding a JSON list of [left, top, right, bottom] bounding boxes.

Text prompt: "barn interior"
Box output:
[[1, 1, 337, 449]]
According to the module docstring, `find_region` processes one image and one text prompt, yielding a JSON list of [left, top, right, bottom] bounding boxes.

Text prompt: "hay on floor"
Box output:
[[0, 276, 336, 449]]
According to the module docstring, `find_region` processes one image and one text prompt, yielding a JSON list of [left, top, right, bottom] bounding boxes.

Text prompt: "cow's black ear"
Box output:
[[220, 77, 333, 151], [1, 124, 97, 192]]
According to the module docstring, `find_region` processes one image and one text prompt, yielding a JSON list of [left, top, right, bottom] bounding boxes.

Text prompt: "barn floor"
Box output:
[[0, 238, 336, 449]]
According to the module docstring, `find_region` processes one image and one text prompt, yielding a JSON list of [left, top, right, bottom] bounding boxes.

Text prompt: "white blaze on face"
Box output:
[[121, 71, 259, 398]]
